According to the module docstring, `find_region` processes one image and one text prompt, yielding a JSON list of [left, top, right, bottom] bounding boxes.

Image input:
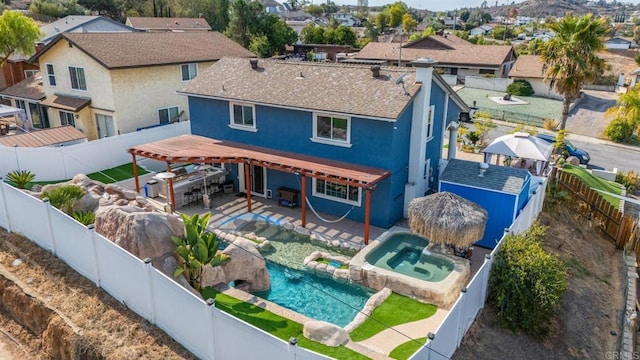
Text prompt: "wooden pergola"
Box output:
[[128, 135, 391, 244]]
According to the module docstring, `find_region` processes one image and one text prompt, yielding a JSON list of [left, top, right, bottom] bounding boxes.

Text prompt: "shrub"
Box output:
[[465, 131, 480, 146], [506, 79, 534, 96], [42, 185, 85, 215], [489, 222, 568, 338], [508, 124, 538, 135], [543, 119, 559, 131], [5, 170, 35, 189], [616, 170, 639, 192], [604, 117, 635, 143], [73, 210, 95, 226]]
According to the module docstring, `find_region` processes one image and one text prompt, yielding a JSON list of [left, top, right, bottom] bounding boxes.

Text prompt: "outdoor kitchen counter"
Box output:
[[154, 167, 228, 208]]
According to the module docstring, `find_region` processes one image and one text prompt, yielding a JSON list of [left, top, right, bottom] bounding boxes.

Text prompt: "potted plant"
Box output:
[[466, 131, 481, 153]]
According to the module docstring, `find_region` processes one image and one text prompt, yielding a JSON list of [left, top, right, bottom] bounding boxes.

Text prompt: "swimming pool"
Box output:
[[365, 233, 454, 282], [254, 262, 371, 327]]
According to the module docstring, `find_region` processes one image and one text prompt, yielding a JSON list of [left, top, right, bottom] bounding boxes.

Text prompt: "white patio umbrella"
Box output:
[[482, 132, 553, 175]]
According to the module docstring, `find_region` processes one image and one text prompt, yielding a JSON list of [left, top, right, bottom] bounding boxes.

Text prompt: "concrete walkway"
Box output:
[[355, 308, 450, 356]]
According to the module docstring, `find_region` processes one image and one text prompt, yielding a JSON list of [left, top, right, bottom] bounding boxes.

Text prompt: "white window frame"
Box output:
[[59, 110, 75, 127], [312, 178, 361, 206], [158, 105, 180, 124], [181, 63, 198, 81], [45, 63, 56, 86], [24, 70, 38, 78], [229, 102, 257, 131], [426, 105, 435, 141], [69, 66, 87, 91], [311, 113, 352, 148]]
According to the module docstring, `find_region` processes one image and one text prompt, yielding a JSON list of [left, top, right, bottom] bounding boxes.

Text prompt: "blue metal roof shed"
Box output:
[[439, 159, 531, 249]]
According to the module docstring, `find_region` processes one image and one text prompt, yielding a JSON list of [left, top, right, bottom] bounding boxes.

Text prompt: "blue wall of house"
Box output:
[[439, 182, 516, 249], [516, 176, 532, 218], [188, 96, 415, 228]]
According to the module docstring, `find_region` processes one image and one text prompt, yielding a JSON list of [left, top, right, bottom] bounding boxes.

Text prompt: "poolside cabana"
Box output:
[[482, 132, 552, 175], [128, 134, 391, 244]]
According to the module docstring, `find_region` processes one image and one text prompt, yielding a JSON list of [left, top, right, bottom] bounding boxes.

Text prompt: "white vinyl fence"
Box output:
[[410, 177, 548, 360], [0, 182, 327, 360], [0, 121, 190, 182]]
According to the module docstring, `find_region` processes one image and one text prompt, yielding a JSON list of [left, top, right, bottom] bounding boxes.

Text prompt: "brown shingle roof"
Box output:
[[126, 17, 211, 31], [355, 41, 514, 68], [508, 55, 545, 79], [0, 126, 86, 147], [179, 57, 420, 120], [41, 94, 91, 111], [36, 32, 254, 69], [0, 74, 44, 100]]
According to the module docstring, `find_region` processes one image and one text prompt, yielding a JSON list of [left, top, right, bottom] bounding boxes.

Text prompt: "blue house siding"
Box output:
[[188, 96, 415, 228], [439, 182, 516, 249], [516, 177, 531, 218]]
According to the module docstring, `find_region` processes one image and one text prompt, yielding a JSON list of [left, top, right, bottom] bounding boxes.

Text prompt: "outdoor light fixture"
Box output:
[[289, 337, 297, 346]]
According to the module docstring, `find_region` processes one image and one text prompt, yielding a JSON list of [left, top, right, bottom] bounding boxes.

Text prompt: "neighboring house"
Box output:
[[260, 0, 286, 14], [125, 17, 211, 32], [355, 34, 517, 81], [605, 36, 635, 49], [0, 73, 48, 129], [1, 15, 136, 90], [443, 17, 462, 30], [177, 57, 469, 230], [292, 44, 353, 61], [469, 24, 493, 37], [515, 16, 533, 25], [508, 55, 562, 99], [333, 12, 360, 27], [0, 126, 87, 147], [0, 32, 254, 140], [280, 10, 313, 21], [286, 20, 314, 35]]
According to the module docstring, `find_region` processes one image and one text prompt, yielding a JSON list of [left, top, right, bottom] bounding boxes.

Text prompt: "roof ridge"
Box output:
[[257, 58, 415, 72]]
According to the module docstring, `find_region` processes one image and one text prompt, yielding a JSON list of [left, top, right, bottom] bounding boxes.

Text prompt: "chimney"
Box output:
[[370, 65, 380, 78], [250, 58, 258, 70], [35, 42, 45, 52]]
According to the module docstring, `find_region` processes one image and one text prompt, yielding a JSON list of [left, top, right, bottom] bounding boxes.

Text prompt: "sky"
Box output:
[[329, 0, 640, 12]]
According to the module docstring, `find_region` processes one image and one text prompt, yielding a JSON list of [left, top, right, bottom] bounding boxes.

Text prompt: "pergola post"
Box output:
[[244, 162, 252, 213], [167, 163, 176, 212], [301, 174, 306, 227], [364, 188, 371, 245], [132, 154, 140, 193]]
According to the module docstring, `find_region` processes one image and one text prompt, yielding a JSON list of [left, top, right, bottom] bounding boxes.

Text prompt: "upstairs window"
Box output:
[[229, 103, 256, 130], [69, 66, 87, 91], [181, 63, 198, 81], [46, 64, 56, 86], [312, 114, 350, 146]]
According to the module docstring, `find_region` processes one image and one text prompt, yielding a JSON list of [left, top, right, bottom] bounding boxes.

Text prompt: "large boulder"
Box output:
[[303, 321, 350, 347], [201, 237, 270, 292]]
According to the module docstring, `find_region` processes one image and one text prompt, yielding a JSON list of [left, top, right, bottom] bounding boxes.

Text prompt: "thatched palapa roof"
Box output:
[[407, 192, 488, 248]]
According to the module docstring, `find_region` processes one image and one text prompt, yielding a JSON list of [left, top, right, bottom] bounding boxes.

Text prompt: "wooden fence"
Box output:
[[551, 169, 639, 253]]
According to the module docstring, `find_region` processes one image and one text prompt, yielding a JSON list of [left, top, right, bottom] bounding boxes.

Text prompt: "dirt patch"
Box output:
[[0, 230, 195, 359], [453, 207, 626, 360]]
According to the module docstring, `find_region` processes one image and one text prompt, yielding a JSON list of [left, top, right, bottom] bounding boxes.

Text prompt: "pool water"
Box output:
[[365, 233, 454, 282], [254, 262, 372, 327]]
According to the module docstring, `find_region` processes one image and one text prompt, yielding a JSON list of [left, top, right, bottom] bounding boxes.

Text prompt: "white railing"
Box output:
[[0, 181, 328, 360], [0, 121, 190, 181], [410, 177, 549, 360]]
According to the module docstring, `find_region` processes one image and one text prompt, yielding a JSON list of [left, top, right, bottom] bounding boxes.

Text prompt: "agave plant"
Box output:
[[42, 185, 85, 215], [6, 170, 35, 189], [172, 213, 229, 291], [72, 210, 95, 226]]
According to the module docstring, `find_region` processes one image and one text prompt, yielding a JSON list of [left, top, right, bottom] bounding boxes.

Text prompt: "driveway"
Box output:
[[565, 90, 619, 138]]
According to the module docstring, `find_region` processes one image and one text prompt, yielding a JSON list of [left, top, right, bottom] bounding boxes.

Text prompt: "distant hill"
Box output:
[[486, 0, 632, 19]]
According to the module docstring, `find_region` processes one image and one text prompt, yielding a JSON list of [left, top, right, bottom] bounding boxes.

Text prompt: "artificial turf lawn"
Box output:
[[349, 293, 437, 342], [561, 164, 623, 209], [201, 287, 370, 360], [86, 163, 149, 183], [389, 337, 427, 360]]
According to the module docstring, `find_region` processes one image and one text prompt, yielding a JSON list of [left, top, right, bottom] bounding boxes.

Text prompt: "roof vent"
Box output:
[[250, 58, 258, 70], [478, 162, 489, 177], [370, 65, 380, 78], [55, 27, 60, 32]]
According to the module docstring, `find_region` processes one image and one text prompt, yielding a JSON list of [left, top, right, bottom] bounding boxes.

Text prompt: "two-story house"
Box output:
[[149, 57, 468, 235], [0, 32, 254, 139]]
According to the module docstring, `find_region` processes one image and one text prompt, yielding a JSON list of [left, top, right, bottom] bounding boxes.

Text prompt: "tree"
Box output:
[[209, 0, 231, 32], [256, 15, 297, 56], [489, 222, 568, 338], [634, 25, 640, 46], [332, 25, 357, 46], [402, 13, 417, 34], [304, 4, 323, 18], [29, 0, 85, 18], [507, 7, 517, 18], [539, 13, 608, 130], [374, 12, 389, 33], [79, 0, 121, 20], [225, 0, 263, 48], [364, 20, 379, 41], [387, 2, 406, 28], [320, 0, 338, 15], [408, 26, 435, 42], [0, 11, 43, 68], [173, 213, 229, 292], [604, 85, 640, 143]]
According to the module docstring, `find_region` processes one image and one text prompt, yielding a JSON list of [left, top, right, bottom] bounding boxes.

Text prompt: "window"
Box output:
[[230, 103, 255, 129], [24, 70, 38, 78], [59, 111, 75, 127], [46, 64, 56, 86], [69, 66, 87, 90], [426, 105, 434, 140], [15, 100, 26, 111], [158, 106, 179, 124], [313, 114, 350, 146], [313, 178, 360, 205], [181, 63, 198, 81], [479, 69, 495, 75]]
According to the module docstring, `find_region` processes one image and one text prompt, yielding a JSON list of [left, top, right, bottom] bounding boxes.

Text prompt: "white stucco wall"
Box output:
[[111, 61, 215, 134], [465, 76, 513, 92], [525, 78, 563, 99]]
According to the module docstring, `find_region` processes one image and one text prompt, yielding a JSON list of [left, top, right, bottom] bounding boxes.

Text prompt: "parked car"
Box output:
[[536, 133, 591, 164]]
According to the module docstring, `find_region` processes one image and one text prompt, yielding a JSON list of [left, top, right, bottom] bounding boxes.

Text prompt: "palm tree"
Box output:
[[539, 13, 609, 130]]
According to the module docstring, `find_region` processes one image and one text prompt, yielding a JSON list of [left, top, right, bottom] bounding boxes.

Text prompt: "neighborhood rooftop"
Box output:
[[0, 74, 44, 100], [508, 55, 545, 79], [179, 57, 421, 120], [32, 32, 255, 69], [126, 17, 211, 31], [39, 15, 136, 43]]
